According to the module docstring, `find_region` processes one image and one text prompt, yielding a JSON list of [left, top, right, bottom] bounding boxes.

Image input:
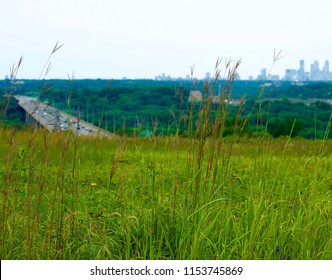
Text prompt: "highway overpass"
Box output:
[[15, 95, 117, 138]]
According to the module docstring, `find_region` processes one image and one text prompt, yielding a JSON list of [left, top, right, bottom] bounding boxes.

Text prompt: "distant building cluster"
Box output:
[[155, 71, 241, 81], [255, 60, 332, 81], [155, 60, 332, 82], [188, 90, 242, 105], [155, 73, 173, 81], [155, 73, 192, 81]]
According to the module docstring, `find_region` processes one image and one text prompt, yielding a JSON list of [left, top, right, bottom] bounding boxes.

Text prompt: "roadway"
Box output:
[[15, 95, 116, 138]]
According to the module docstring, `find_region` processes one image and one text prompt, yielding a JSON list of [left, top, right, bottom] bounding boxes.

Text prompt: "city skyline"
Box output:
[[1, 0, 332, 80], [5, 58, 332, 82], [254, 59, 332, 82]]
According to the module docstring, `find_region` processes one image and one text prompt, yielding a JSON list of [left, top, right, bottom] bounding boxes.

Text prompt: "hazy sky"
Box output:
[[1, 0, 331, 79]]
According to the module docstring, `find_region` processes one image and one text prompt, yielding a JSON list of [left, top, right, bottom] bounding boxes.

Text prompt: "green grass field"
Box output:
[[1, 126, 331, 260], [1, 55, 331, 260]]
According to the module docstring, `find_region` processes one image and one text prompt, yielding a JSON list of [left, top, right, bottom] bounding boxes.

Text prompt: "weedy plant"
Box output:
[[0, 50, 331, 260]]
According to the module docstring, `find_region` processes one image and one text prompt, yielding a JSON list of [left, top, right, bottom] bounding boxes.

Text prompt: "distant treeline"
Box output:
[[0, 79, 331, 138]]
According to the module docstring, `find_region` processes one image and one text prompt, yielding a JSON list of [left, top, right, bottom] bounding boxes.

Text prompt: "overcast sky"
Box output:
[[1, 0, 331, 79]]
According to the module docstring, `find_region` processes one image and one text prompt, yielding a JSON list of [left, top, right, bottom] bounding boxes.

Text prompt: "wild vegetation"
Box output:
[[1, 126, 331, 260], [1, 56, 331, 260]]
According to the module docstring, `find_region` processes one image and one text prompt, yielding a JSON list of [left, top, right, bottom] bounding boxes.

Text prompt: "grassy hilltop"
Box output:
[[1, 60, 331, 260], [1, 125, 331, 260]]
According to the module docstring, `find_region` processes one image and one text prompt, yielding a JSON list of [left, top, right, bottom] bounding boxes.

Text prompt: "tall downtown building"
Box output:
[[282, 59, 332, 81], [298, 60, 306, 80]]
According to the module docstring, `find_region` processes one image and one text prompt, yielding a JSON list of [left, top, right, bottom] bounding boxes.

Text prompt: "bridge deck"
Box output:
[[15, 95, 117, 138]]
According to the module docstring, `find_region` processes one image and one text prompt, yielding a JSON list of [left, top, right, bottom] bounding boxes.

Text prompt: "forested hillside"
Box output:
[[1, 79, 331, 138]]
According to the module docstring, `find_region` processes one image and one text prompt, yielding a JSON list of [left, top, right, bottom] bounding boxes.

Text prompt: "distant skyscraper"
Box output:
[[285, 69, 297, 81], [323, 60, 329, 79], [310, 60, 321, 80], [261, 68, 267, 79], [257, 68, 267, 80], [298, 60, 305, 80]]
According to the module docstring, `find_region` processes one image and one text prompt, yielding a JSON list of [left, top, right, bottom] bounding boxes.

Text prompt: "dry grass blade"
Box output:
[[213, 57, 223, 83], [263, 49, 283, 82], [106, 80, 112, 92], [225, 58, 232, 70], [215, 57, 222, 69], [273, 48, 283, 62], [9, 56, 24, 80], [39, 42, 64, 79], [190, 65, 195, 77], [109, 142, 126, 183], [52, 42, 64, 55], [67, 71, 75, 81], [235, 58, 242, 70], [17, 56, 24, 68], [45, 62, 53, 77]]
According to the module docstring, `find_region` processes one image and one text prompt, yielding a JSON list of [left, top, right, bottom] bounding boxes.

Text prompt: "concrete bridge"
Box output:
[[15, 95, 117, 138]]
